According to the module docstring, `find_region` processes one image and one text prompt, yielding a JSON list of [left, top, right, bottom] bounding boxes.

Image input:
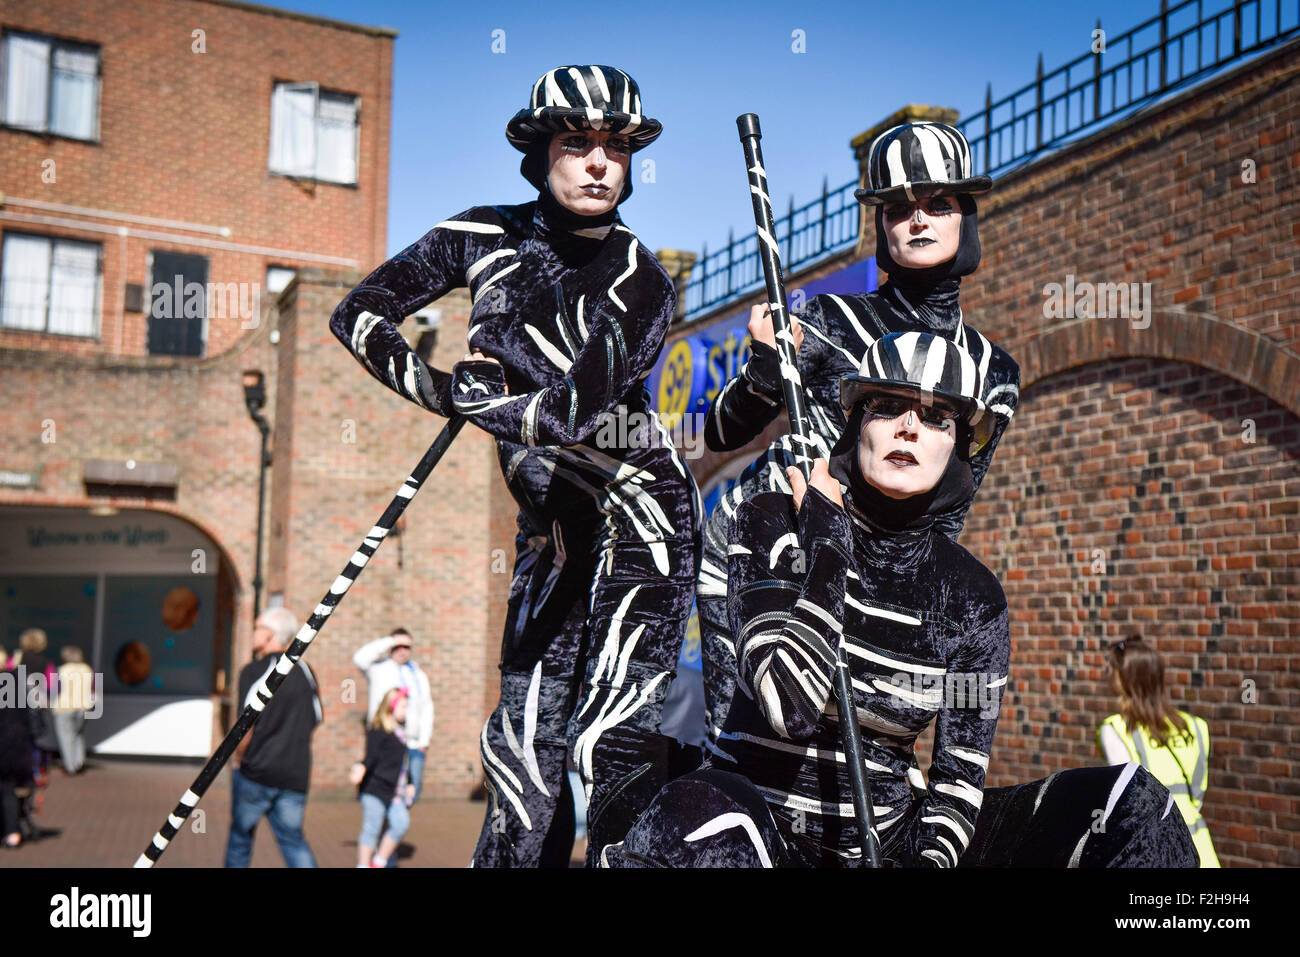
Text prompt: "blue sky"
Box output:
[[268, 0, 1179, 259]]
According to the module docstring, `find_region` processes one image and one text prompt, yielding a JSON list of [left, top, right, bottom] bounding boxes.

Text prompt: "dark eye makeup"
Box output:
[[864, 397, 956, 430]]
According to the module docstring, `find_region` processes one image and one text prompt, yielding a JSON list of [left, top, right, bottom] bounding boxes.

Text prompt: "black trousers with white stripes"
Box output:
[[471, 450, 701, 867], [600, 762, 1199, 867]]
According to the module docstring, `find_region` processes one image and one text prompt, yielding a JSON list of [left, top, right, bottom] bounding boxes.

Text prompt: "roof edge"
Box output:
[[192, 0, 398, 38]]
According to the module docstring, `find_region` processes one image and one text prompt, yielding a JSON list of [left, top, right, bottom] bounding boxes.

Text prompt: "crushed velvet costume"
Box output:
[[329, 67, 700, 867], [697, 122, 1020, 751], [601, 333, 1196, 868], [698, 285, 1021, 746]]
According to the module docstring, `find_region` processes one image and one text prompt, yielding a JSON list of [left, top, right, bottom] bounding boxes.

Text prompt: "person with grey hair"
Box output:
[[224, 606, 323, 867]]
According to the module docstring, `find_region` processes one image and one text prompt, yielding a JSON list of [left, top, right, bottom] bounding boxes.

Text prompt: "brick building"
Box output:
[[2, 0, 1295, 865], [0, 0, 510, 802], [658, 39, 1300, 866]]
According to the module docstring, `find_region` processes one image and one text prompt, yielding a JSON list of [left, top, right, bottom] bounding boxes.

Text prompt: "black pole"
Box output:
[[136, 415, 467, 866], [736, 113, 881, 868], [252, 421, 269, 625]]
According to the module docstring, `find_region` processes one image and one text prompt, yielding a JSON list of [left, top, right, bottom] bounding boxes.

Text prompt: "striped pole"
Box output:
[[134, 415, 467, 867], [737, 114, 882, 868]]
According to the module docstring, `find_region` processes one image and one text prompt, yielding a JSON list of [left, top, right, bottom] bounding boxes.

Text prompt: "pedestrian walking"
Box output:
[[52, 646, 95, 774], [224, 607, 323, 868], [352, 629, 433, 802], [0, 655, 34, 849], [349, 687, 415, 868], [1099, 634, 1220, 867], [12, 628, 57, 786]]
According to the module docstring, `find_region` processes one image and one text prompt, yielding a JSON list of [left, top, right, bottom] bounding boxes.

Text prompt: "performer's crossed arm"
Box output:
[[449, 242, 676, 448], [910, 602, 1009, 867], [727, 480, 855, 741], [328, 208, 487, 416]]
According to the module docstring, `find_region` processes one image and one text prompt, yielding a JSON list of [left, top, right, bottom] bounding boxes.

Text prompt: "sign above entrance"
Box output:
[[0, 507, 217, 576]]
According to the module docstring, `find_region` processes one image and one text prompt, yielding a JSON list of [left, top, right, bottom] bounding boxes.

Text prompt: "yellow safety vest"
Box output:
[[1098, 711, 1220, 868]]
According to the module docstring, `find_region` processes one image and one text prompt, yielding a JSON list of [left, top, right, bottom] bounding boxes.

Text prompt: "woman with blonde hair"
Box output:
[[349, 687, 415, 868], [1099, 634, 1220, 867], [53, 646, 95, 774]]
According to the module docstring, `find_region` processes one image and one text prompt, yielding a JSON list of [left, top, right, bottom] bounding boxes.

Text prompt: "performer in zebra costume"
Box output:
[[698, 121, 1021, 748], [601, 334, 1197, 867], [330, 65, 701, 867]]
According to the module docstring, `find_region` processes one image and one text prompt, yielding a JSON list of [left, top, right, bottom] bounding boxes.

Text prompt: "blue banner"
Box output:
[[650, 258, 876, 424]]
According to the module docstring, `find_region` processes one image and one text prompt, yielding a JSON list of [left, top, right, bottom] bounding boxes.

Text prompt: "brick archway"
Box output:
[[1016, 311, 1300, 419]]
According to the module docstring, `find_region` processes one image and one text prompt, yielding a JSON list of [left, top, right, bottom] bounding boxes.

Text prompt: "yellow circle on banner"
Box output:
[[682, 611, 700, 665], [657, 339, 693, 430]]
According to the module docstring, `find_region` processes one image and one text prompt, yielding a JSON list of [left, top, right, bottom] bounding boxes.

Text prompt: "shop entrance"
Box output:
[[0, 506, 235, 757]]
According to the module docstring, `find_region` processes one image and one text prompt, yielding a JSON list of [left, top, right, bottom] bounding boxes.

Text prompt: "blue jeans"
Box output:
[[359, 792, 410, 849], [224, 769, 317, 868], [407, 748, 426, 803]]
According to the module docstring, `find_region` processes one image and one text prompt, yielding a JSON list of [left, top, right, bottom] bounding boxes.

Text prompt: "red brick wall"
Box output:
[[952, 40, 1300, 868], [0, 0, 392, 359], [964, 47, 1300, 351], [0, 299, 278, 716], [959, 360, 1299, 867], [0, 260, 512, 803]]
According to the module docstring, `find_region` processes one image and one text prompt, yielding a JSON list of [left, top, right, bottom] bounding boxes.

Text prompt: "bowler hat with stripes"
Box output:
[[855, 121, 992, 206], [838, 331, 994, 457], [506, 65, 662, 152]]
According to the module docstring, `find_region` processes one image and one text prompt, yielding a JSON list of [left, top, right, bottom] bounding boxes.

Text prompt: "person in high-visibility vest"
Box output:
[[1098, 634, 1220, 867]]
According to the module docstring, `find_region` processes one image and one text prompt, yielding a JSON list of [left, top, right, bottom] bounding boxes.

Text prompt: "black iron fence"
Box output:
[[679, 0, 1300, 322], [679, 176, 860, 319], [959, 0, 1300, 181]]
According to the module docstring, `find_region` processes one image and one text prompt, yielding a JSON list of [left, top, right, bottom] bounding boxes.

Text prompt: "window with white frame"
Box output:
[[1, 233, 101, 336], [269, 82, 359, 184], [1, 30, 100, 140], [265, 266, 297, 295]]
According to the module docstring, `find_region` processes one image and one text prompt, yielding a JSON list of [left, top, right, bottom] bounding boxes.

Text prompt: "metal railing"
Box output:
[[679, 0, 1299, 322], [680, 175, 860, 320], [957, 0, 1300, 180]]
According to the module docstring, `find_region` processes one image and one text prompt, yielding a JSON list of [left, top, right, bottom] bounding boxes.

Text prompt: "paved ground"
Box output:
[[1, 759, 585, 868]]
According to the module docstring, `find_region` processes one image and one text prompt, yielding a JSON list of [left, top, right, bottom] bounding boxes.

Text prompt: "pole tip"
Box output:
[[736, 113, 761, 139]]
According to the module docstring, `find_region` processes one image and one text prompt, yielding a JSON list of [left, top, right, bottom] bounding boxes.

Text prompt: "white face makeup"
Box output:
[[856, 396, 958, 499], [546, 130, 631, 216], [881, 195, 962, 269]]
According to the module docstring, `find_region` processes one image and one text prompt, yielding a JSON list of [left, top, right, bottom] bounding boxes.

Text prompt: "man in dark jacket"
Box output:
[[224, 606, 323, 867]]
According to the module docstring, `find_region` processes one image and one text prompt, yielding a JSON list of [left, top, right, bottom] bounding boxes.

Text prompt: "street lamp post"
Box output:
[[242, 370, 272, 625]]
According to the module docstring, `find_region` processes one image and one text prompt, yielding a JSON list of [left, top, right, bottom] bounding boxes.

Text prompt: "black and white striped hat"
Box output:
[[855, 122, 991, 206], [839, 332, 993, 456], [506, 65, 662, 152]]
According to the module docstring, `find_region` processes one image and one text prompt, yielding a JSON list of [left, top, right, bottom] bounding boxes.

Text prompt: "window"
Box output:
[[0, 232, 101, 336], [268, 82, 358, 184], [148, 250, 209, 357], [265, 266, 296, 295], [0, 31, 100, 140]]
